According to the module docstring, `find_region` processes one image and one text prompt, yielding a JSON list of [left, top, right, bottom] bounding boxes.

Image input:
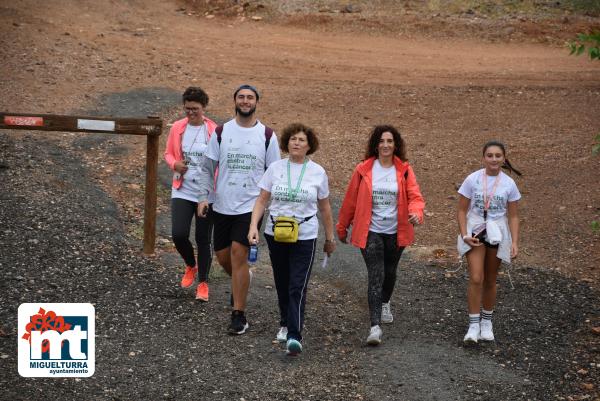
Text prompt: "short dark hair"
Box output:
[[182, 86, 209, 107], [364, 125, 406, 161], [280, 123, 319, 155]]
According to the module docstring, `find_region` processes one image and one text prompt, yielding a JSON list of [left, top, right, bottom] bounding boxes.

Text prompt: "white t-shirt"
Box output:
[[458, 169, 521, 219], [172, 124, 214, 203], [259, 158, 329, 240], [205, 119, 280, 214], [369, 160, 398, 234]]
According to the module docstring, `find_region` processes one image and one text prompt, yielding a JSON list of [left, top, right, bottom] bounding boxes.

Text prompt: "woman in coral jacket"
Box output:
[[337, 125, 425, 346], [164, 87, 217, 301]]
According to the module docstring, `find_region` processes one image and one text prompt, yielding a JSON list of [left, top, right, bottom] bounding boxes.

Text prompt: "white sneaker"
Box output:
[[276, 326, 288, 343], [479, 320, 495, 341], [463, 323, 479, 344], [366, 325, 382, 346], [381, 302, 393, 324]]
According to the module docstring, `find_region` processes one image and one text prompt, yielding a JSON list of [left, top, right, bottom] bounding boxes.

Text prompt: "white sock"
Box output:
[[481, 309, 493, 321], [468, 313, 480, 326]]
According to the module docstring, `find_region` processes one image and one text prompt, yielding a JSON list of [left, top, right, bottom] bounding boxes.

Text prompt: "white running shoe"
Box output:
[[463, 323, 480, 344], [381, 302, 393, 324], [276, 326, 288, 343], [366, 325, 382, 346], [479, 320, 495, 341]]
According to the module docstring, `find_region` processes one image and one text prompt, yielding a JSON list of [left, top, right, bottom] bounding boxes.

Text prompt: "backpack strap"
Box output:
[[264, 126, 273, 152], [216, 124, 271, 149], [215, 125, 223, 145]]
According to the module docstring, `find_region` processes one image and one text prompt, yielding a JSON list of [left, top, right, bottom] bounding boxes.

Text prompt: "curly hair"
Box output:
[[280, 123, 319, 156], [182, 86, 209, 107], [364, 125, 406, 161]]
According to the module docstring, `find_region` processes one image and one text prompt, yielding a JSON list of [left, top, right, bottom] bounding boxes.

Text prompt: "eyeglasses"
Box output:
[[184, 107, 201, 113]]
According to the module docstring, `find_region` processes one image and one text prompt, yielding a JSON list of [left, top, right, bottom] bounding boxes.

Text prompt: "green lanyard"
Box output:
[[287, 158, 308, 202]]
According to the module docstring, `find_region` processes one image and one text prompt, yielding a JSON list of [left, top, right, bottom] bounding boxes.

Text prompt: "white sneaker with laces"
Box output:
[[463, 323, 479, 344], [276, 326, 288, 343], [479, 320, 494, 341], [381, 302, 393, 324], [366, 325, 382, 346]]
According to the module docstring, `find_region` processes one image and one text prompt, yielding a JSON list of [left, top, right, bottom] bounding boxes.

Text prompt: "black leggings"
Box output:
[[360, 231, 405, 326], [171, 198, 213, 282]]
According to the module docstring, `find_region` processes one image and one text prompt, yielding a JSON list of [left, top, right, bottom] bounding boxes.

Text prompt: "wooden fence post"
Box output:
[[143, 116, 161, 254]]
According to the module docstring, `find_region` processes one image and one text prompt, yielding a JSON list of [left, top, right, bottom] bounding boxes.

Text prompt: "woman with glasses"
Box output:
[[164, 86, 217, 301]]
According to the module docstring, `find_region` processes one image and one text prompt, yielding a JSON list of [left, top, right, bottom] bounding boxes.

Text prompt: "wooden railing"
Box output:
[[0, 112, 163, 254]]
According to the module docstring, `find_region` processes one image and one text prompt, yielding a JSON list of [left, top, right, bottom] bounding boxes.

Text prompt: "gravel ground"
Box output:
[[1, 132, 599, 400]]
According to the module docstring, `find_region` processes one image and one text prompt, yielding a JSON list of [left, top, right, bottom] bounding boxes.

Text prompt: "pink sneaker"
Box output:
[[196, 282, 209, 302], [181, 266, 197, 288]]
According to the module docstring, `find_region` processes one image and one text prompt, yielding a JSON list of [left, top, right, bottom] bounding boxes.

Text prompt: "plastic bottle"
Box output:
[[248, 244, 258, 264]]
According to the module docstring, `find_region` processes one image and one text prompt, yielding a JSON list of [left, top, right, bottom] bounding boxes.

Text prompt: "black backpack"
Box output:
[[215, 125, 273, 153]]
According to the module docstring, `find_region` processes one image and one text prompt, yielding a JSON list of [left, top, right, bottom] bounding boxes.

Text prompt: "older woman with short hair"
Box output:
[[248, 123, 335, 356]]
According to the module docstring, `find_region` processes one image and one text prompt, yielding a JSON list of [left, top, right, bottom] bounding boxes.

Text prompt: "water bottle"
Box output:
[[248, 244, 258, 264]]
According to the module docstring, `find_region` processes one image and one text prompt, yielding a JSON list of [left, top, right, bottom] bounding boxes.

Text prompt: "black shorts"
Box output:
[[211, 211, 262, 251], [482, 239, 499, 249]]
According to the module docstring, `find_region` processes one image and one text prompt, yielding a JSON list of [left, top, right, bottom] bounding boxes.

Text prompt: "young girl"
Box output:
[[457, 140, 522, 343]]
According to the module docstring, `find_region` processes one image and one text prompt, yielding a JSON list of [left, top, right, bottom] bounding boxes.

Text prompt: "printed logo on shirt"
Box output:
[[372, 189, 396, 206], [18, 303, 95, 377], [227, 152, 257, 172], [272, 185, 309, 203]]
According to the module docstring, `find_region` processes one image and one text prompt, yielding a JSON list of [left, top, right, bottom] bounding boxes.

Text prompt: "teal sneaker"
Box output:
[[286, 338, 302, 356]]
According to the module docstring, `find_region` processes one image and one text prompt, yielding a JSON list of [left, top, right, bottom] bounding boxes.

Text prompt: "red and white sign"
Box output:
[[4, 116, 44, 126]]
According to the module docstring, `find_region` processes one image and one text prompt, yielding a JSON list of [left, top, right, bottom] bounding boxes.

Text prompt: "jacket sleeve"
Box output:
[[164, 124, 178, 171], [336, 166, 361, 238], [405, 165, 425, 223]]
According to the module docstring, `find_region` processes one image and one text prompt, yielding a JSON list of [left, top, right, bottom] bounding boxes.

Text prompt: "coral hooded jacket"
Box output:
[[164, 116, 217, 190], [336, 156, 425, 249]]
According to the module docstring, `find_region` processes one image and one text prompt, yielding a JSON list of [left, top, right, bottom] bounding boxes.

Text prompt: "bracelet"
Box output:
[[462, 235, 470, 241], [325, 239, 336, 244]]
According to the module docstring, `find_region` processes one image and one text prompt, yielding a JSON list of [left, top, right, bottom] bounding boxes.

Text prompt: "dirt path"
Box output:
[[2, 0, 599, 280], [1, 0, 600, 399]]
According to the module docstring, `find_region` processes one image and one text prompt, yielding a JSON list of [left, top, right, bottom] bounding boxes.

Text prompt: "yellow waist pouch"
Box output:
[[273, 216, 299, 243]]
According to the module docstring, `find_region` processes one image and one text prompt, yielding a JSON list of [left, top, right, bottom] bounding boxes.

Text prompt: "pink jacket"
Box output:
[[336, 156, 425, 248], [164, 116, 217, 189]]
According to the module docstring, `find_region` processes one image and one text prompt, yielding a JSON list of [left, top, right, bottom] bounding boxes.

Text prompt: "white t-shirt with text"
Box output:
[[172, 124, 214, 203], [369, 160, 399, 234], [259, 158, 329, 240], [458, 169, 521, 219], [205, 119, 280, 214]]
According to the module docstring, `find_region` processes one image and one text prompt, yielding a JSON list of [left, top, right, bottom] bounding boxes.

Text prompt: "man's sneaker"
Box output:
[[463, 323, 480, 344], [479, 320, 495, 341], [228, 310, 249, 335], [286, 338, 302, 356], [181, 266, 198, 288], [366, 325, 382, 346], [276, 327, 288, 343], [230, 270, 254, 307], [381, 302, 394, 324], [195, 282, 209, 302]]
